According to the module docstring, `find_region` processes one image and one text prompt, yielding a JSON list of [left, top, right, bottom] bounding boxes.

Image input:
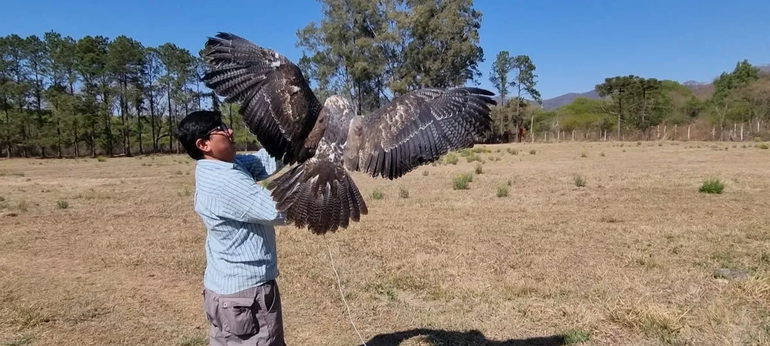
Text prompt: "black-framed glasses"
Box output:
[[205, 123, 231, 138]]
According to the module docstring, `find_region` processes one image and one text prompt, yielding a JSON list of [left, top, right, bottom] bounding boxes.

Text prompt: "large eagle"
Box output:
[[201, 32, 496, 234]]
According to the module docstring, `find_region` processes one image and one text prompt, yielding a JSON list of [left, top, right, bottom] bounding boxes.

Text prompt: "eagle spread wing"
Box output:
[[201, 32, 497, 235], [202, 32, 323, 165], [269, 89, 496, 234], [344, 87, 496, 179]]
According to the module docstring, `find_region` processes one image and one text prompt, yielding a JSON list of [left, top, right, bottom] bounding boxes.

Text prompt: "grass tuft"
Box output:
[[562, 330, 591, 344], [178, 187, 192, 197], [16, 200, 28, 212], [607, 303, 684, 344], [574, 174, 586, 187], [699, 178, 724, 194], [56, 201, 69, 209], [1, 336, 34, 346], [453, 173, 473, 190], [177, 336, 207, 346], [475, 163, 483, 174], [399, 188, 409, 199], [466, 154, 482, 163], [371, 189, 384, 200], [496, 186, 508, 198]]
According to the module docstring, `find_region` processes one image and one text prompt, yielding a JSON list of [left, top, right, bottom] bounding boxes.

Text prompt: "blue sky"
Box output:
[[2, 0, 769, 100]]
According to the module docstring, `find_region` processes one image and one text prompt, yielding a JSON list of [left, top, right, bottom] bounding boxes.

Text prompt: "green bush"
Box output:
[[699, 178, 724, 194], [453, 173, 473, 190]]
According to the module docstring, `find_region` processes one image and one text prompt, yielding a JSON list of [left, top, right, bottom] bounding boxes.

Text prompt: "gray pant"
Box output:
[[203, 280, 286, 346]]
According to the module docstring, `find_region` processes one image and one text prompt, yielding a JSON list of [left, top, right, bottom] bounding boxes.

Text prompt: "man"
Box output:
[[174, 110, 287, 346]]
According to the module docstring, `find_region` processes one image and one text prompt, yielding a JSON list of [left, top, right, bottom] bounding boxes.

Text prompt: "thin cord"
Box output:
[[326, 241, 368, 346]]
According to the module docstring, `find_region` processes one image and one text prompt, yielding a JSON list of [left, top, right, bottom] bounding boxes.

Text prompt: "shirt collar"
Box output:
[[196, 158, 237, 169]]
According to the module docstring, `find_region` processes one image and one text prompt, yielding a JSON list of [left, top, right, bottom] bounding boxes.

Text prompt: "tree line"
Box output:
[[0, 32, 231, 158], [526, 60, 770, 142], [1, 0, 496, 158]]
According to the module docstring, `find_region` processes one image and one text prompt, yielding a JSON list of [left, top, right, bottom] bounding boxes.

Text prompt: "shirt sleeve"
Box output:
[[235, 149, 285, 181], [217, 169, 286, 225]]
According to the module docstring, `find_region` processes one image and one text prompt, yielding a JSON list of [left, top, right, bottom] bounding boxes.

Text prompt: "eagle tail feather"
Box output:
[[267, 156, 367, 234]]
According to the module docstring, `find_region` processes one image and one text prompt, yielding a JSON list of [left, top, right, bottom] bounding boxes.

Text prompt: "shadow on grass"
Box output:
[[359, 328, 568, 346]]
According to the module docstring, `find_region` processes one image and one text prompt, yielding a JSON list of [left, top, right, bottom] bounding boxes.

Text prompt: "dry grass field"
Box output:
[[1, 141, 769, 346]]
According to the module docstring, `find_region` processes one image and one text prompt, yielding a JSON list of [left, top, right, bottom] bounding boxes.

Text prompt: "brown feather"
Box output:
[[267, 138, 367, 235], [202, 32, 322, 165], [351, 87, 496, 179]]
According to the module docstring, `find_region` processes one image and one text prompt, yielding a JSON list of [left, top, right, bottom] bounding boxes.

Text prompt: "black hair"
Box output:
[[174, 110, 223, 160]]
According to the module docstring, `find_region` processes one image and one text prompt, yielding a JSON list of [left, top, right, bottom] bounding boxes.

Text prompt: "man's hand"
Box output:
[[235, 149, 283, 181]]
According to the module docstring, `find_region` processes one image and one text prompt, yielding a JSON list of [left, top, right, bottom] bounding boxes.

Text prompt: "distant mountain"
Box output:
[[683, 80, 707, 87], [686, 83, 715, 100], [541, 90, 601, 110], [681, 64, 769, 100]]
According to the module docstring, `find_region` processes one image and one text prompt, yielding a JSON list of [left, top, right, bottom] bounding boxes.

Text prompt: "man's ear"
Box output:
[[195, 138, 210, 154]]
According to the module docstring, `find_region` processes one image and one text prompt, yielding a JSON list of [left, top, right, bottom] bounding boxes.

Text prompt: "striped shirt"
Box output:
[[193, 149, 286, 295]]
